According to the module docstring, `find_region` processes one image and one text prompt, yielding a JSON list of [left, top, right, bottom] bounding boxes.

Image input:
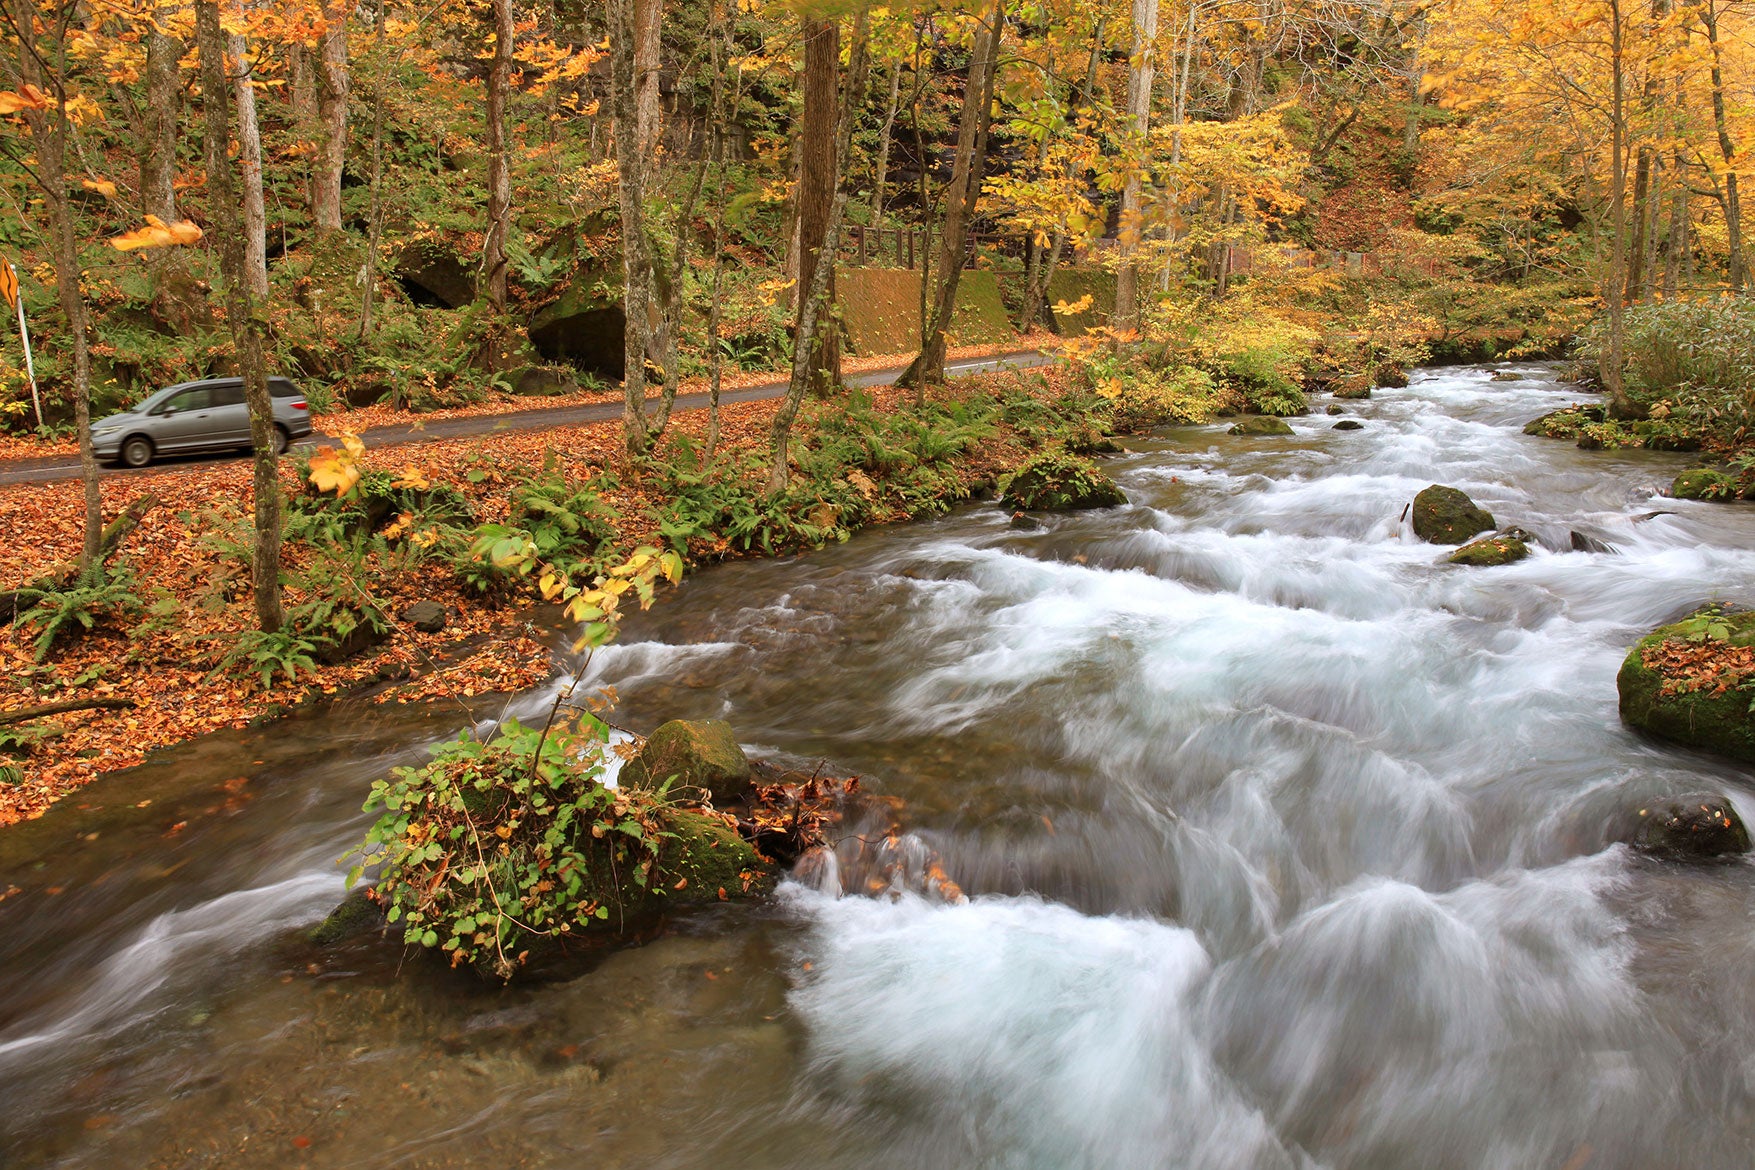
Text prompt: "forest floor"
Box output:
[[0, 358, 1080, 825]]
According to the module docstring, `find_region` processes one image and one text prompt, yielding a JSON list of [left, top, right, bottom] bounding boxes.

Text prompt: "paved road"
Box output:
[[0, 351, 1049, 486]]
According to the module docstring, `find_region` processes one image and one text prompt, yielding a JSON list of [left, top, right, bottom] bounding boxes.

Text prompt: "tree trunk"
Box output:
[[1114, 0, 1159, 333], [1662, 153, 1687, 297], [141, 6, 181, 222], [7, 0, 101, 570], [767, 14, 869, 495], [634, 0, 662, 157], [313, 0, 349, 234], [795, 18, 841, 396], [229, 33, 270, 299], [1604, 0, 1633, 419], [1703, 3, 1746, 290], [197, 0, 284, 632], [358, 0, 390, 339], [868, 61, 902, 227], [482, 0, 514, 310], [702, 4, 741, 461], [896, 0, 1004, 391], [608, 0, 657, 455]]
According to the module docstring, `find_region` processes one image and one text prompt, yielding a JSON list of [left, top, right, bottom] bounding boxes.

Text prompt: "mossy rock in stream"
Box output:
[[998, 450, 1127, 510], [309, 888, 386, 945], [620, 719, 753, 805], [1671, 468, 1745, 501], [1227, 415, 1295, 436], [1624, 794, 1751, 862], [1617, 608, 1755, 766], [1331, 374, 1372, 399], [1411, 485, 1495, 545], [1446, 532, 1531, 567]]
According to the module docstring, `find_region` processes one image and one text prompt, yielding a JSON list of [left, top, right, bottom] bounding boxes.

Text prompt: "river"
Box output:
[[2, 364, 1753, 1169]]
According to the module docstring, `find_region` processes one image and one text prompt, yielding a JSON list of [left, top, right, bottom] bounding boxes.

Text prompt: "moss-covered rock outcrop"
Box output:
[[1411, 485, 1495, 544], [1228, 415, 1295, 436], [1624, 794, 1751, 862], [1447, 532, 1531, 566], [999, 450, 1127, 510], [620, 719, 754, 804], [1672, 468, 1750, 501], [1618, 607, 1755, 765]]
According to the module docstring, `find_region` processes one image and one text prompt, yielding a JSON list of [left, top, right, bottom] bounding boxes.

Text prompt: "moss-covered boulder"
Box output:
[[999, 450, 1127, 510], [1447, 532, 1531, 566], [1331, 374, 1372, 399], [1373, 364, 1409, 389], [1491, 370, 1525, 383], [1228, 415, 1295, 436], [620, 719, 754, 804], [1523, 404, 1604, 439], [1626, 794, 1752, 862], [1332, 419, 1365, 431], [1618, 608, 1755, 765], [1671, 468, 1744, 501], [528, 267, 626, 378], [1412, 485, 1495, 544], [309, 888, 386, 945]]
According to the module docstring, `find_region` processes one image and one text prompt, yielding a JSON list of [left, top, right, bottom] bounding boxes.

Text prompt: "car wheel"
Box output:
[[273, 424, 290, 456], [119, 435, 154, 468]]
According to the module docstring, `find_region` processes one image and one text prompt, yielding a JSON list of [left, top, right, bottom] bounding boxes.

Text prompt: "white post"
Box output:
[[8, 263, 41, 429]]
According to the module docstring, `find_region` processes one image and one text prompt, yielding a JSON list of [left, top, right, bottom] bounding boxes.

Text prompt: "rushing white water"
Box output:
[[2, 364, 1752, 1169]]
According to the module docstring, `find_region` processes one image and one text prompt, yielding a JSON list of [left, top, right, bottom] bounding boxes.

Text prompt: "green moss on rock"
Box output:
[[1617, 608, 1755, 765], [620, 719, 754, 805], [1228, 415, 1295, 436], [1412, 485, 1495, 544], [1627, 794, 1752, 862], [309, 888, 385, 946], [999, 450, 1127, 510], [1671, 468, 1742, 501], [1447, 534, 1530, 566]]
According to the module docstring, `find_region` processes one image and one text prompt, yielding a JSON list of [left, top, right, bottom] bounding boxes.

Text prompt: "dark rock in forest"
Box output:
[[1618, 607, 1755, 765], [528, 267, 628, 379], [1626, 794, 1752, 862], [1332, 419, 1365, 431], [1411, 485, 1495, 544], [402, 600, 448, 633], [394, 241, 475, 309], [1228, 415, 1295, 436], [505, 364, 579, 397], [620, 719, 754, 805]]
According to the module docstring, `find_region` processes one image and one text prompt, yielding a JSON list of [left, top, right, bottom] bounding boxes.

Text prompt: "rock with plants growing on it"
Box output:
[[1331, 374, 1372, 399], [1671, 468, 1746, 501], [1373, 364, 1409, 389], [1446, 532, 1530, 566], [998, 450, 1127, 510], [619, 718, 753, 805], [1411, 485, 1495, 544], [1227, 415, 1295, 436], [1617, 606, 1755, 766], [1625, 794, 1752, 862]]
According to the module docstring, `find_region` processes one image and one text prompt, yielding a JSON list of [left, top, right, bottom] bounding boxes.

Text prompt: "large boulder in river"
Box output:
[[1626, 794, 1751, 862], [1373, 364, 1409, 389], [1671, 468, 1745, 501], [1228, 415, 1295, 436], [621, 719, 754, 804], [1411, 485, 1495, 544], [1446, 531, 1530, 566], [1618, 608, 1755, 765], [999, 450, 1127, 510], [1331, 373, 1372, 399]]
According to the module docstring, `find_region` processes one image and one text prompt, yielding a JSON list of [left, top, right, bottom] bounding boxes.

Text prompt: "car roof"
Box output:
[[154, 375, 296, 395]]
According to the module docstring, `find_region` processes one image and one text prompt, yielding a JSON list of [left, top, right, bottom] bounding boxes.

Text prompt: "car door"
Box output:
[[206, 379, 251, 447], [149, 385, 214, 453]]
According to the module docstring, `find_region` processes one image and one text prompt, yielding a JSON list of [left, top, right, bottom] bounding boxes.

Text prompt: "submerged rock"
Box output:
[[999, 451, 1127, 510], [1411, 485, 1495, 544], [1627, 795, 1752, 862], [1332, 419, 1365, 431], [1569, 530, 1618, 555], [621, 719, 754, 804], [1618, 608, 1755, 765], [1446, 532, 1530, 566], [1228, 415, 1295, 436]]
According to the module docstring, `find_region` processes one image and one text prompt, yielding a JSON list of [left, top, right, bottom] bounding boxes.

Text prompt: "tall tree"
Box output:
[[196, 0, 285, 631], [1113, 0, 1158, 331], [795, 17, 842, 395], [228, 29, 270, 298], [607, 0, 659, 455], [140, 0, 183, 222], [482, 0, 514, 310], [313, 0, 348, 233]]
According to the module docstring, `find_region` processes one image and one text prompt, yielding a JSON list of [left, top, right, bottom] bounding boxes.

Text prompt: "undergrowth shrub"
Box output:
[[1585, 300, 1755, 439]]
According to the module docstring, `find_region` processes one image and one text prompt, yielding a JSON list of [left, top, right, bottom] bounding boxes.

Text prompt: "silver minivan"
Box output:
[[92, 376, 314, 467]]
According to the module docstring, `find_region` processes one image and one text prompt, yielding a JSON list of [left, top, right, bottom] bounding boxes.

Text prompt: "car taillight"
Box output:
[[292, 401, 308, 410]]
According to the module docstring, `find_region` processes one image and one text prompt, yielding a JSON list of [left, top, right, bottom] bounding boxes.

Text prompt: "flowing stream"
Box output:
[[3, 364, 1754, 1170]]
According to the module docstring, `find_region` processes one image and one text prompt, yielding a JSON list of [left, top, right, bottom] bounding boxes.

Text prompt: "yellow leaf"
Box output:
[[81, 178, 118, 200], [109, 215, 204, 251]]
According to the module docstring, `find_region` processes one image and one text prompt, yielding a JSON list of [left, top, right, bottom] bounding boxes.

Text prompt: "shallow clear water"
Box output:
[[3, 364, 1753, 1169]]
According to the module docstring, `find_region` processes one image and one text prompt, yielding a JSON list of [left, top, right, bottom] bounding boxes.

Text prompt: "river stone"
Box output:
[[1618, 608, 1755, 765], [1628, 795, 1752, 861], [1331, 374, 1372, 399], [1228, 415, 1295, 436], [1672, 468, 1740, 501], [1373, 364, 1410, 389], [1569, 530, 1618, 554], [1446, 532, 1530, 566], [1411, 485, 1495, 544], [1491, 370, 1525, 382], [402, 600, 447, 633], [1326, 404, 1345, 415], [999, 452, 1127, 510], [1332, 419, 1365, 431], [620, 719, 754, 804], [309, 888, 386, 945]]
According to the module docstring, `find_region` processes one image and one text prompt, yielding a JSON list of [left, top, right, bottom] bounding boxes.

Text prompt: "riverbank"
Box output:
[[0, 361, 1111, 823]]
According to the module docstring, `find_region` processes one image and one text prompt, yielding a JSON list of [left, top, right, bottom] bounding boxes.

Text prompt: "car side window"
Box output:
[[160, 387, 210, 413], [210, 382, 245, 407]]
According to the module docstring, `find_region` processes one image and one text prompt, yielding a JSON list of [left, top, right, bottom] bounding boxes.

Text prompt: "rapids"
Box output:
[[2, 363, 1752, 1169]]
